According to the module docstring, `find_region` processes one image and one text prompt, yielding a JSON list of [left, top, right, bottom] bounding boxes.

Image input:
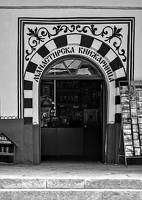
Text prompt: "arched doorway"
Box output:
[[40, 56, 107, 162], [23, 33, 126, 164], [24, 34, 126, 126]]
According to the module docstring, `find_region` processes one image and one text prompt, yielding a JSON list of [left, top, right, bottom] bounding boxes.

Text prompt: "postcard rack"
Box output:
[[119, 81, 142, 166]]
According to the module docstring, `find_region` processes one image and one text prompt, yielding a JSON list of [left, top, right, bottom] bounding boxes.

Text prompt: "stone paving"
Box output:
[[0, 161, 142, 199], [0, 160, 142, 178]]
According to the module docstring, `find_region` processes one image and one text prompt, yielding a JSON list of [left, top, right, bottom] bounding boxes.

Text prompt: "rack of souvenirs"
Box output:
[[0, 132, 18, 164], [119, 81, 142, 166]]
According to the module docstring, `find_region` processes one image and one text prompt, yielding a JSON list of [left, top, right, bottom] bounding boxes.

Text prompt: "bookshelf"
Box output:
[[119, 81, 142, 166]]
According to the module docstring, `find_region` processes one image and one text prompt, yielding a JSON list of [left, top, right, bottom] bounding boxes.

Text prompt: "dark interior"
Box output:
[[41, 79, 103, 161]]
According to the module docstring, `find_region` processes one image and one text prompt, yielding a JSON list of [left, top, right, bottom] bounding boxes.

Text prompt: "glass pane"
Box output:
[[77, 64, 101, 76], [64, 59, 75, 66], [46, 62, 70, 76], [67, 60, 82, 75]]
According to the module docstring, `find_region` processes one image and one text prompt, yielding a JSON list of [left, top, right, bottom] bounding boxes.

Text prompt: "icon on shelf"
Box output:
[[6, 147, 9, 153], [0, 147, 9, 153], [1, 147, 4, 152]]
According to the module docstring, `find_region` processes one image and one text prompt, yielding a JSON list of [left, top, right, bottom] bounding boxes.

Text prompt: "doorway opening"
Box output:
[[40, 57, 106, 162]]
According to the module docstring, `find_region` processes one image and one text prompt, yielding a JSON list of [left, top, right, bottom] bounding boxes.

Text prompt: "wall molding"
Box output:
[[0, 6, 142, 10]]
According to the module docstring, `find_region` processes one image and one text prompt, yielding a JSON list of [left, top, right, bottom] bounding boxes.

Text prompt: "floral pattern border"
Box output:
[[25, 24, 126, 62]]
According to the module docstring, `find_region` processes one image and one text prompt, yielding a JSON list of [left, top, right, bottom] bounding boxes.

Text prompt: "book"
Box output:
[[132, 124, 138, 132], [139, 124, 142, 129], [134, 148, 141, 156], [135, 86, 142, 91], [133, 140, 140, 147], [131, 109, 137, 117], [133, 132, 139, 140], [123, 118, 131, 123], [124, 135, 132, 141], [137, 101, 142, 108], [137, 96, 142, 101], [122, 109, 130, 113], [125, 146, 134, 157], [121, 93, 129, 96], [125, 152, 133, 157], [124, 139, 133, 146], [122, 104, 129, 109], [138, 117, 142, 124], [130, 101, 137, 108], [131, 117, 137, 124], [123, 129, 131, 135], [122, 113, 130, 119], [137, 91, 142, 97], [139, 130, 142, 135], [138, 109, 142, 117], [125, 145, 133, 152], [124, 141, 133, 146], [121, 96, 129, 103], [120, 86, 128, 92], [123, 124, 131, 130], [140, 135, 142, 140], [131, 96, 136, 101]]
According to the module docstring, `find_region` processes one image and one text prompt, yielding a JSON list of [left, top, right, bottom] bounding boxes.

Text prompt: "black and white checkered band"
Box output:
[[24, 34, 126, 124]]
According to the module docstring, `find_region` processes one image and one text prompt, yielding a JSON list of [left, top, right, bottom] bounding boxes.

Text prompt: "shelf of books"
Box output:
[[119, 81, 142, 166]]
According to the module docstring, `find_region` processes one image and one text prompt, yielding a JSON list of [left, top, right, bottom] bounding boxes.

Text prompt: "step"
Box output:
[[0, 188, 142, 200], [0, 177, 142, 189], [0, 178, 142, 200]]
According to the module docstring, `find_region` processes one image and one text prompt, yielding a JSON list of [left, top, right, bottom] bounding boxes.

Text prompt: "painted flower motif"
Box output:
[[105, 26, 123, 43], [25, 24, 126, 62]]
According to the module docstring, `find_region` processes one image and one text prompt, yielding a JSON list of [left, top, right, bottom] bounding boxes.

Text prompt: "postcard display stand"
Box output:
[[0, 132, 18, 164], [119, 81, 142, 166]]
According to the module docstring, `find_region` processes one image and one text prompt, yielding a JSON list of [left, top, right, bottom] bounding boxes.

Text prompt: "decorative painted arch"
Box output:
[[23, 33, 126, 125]]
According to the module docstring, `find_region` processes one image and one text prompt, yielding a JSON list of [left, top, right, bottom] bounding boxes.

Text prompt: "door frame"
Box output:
[[40, 76, 107, 163]]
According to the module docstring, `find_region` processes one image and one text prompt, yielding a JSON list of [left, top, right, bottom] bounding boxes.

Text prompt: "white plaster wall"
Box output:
[[0, 0, 142, 7], [0, 0, 142, 116]]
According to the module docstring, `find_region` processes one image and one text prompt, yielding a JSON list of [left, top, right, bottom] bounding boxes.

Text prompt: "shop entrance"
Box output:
[[40, 57, 106, 162]]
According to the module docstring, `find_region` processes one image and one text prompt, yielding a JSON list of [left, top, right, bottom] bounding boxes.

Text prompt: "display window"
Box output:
[[40, 79, 102, 128]]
